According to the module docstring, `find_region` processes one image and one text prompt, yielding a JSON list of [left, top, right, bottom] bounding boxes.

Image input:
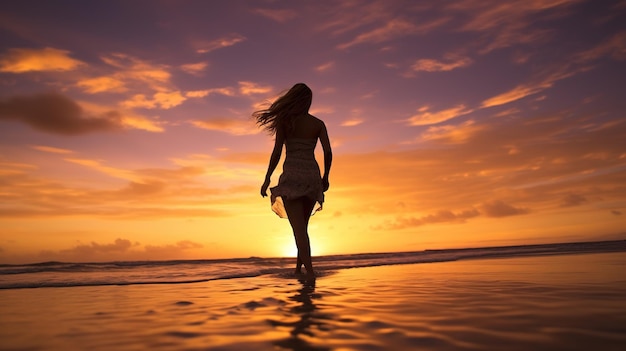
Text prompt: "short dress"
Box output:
[[270, 138, 324, 218]]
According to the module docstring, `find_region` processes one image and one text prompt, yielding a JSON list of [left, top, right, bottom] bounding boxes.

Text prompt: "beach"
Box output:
[[1, 252, 625, 351]]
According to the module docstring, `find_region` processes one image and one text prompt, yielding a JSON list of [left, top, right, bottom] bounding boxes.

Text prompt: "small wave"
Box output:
[[1, 239, 624, 290]]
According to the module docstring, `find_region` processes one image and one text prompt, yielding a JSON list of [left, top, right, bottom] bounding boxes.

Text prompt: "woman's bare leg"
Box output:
[[295, 256, 303, 274], [284, 197, 316, 279]]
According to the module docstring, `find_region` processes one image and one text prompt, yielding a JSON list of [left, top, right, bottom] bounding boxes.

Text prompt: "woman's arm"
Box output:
[[319, 123, 333, 192], [261, 128, 285, 197]]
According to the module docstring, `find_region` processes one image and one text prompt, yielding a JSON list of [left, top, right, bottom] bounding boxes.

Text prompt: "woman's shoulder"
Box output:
[[307, 114, 325, 126]]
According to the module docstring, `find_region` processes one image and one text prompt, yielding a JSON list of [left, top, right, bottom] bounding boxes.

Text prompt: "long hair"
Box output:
[[253, 83, 312, 135]]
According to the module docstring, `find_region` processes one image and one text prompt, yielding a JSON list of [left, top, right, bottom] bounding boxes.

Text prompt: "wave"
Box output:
[[1, 239, 624, 289]]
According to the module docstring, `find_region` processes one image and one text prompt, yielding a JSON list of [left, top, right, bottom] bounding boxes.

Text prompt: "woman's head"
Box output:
[[253, 83, 313, 135]]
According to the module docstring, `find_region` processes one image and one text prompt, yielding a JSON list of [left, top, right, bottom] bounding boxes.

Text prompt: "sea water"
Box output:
[[2, 240, 624, 290]]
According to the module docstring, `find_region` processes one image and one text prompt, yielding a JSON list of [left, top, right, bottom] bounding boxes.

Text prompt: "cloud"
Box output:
[[31, 145, 74, 154], [406, 104, 473, 126], [380, 208, 481, 230], [420, 120, 486, 143], [100, 53, 172, 91], [195, 33, 246, 54], [37, 238, 204, 262], [560, 193, 587, 207], [338, 18, 426, 49], [62, 238, 135, 255], [180, 61, 209, 75], [238, 81, 273, 95], [411, 55, 473, 72], [0, 47, 85, 73], [575, 31, 626, 62], [190, 118, 259, 135], [65, 158, 137, 181], [481, 66, 580, 108], [480, 200, 529, 217], [144, 240, 203, 255], [77, 76, 127, 93], [315, 61, 335, 72], [122, 91, 186, 109], [253, 8, 298, 22], [448, 0, 579, 53], [0, 92, 121, 135], [341, 118, 364, 127], [185, 87, 235, 98]]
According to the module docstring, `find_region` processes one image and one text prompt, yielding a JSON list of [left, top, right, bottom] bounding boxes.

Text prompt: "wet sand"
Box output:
[[1, 252, 625, 350]]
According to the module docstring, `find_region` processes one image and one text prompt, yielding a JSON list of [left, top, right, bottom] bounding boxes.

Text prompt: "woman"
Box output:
[[254, 83, 332, 280]]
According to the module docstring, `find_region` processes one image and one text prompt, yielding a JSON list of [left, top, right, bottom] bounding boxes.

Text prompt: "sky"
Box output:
[[0, 0, 625, 264]]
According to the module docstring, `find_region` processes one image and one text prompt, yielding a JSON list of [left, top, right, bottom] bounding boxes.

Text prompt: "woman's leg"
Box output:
[[284, 197, 316, 278], [295, 198, 315, 274]]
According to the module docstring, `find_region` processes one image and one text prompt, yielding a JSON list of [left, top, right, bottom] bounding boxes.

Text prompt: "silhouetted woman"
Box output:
[[254, 83, 332, 280]]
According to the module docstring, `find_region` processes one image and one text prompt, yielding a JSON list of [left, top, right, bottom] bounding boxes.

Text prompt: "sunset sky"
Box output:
[[1, 0, 625, 264]]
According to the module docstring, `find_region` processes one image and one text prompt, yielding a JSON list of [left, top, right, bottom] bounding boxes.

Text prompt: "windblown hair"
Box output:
[[253, 83, 312, 136]]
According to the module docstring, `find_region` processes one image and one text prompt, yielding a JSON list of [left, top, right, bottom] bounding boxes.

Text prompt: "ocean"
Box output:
[[2, 239, 624, 290]]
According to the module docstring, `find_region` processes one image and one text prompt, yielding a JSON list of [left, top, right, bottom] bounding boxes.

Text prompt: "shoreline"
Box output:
[[1, 252, 625, 350]]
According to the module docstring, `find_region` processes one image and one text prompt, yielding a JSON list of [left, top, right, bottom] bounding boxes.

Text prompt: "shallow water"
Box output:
[[1, 252, 625, 350]]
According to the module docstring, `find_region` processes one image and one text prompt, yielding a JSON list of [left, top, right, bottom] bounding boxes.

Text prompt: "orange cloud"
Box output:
[[341, 118, 364, 127], [406, 104, 473, 126], [411, 55, 473, 72], [180, 61, 209, 75], [190, 118, 259, 135], [31, 145, 74, 154], [100, 53, 172, 91], [122, 91, 186, 109], [77, 76, 127, 93], [185, 87, 236, 98], [421, 120, 486, 143], [0, 47, 85, 73], [238, 81, 273, 95]]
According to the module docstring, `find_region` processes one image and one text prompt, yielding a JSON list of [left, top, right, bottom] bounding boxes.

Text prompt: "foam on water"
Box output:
[[1, 240, 624, 289]]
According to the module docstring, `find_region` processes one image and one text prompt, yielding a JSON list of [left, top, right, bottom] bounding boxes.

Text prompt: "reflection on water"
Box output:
[[269, 279, 332, 351]]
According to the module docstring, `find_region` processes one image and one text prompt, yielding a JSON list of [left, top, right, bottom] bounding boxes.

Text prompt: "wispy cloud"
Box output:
[[0, 47, 85, 73], [180, 61, 209, 75], [77, 76, 127, 93], [185, 87, 235, 98], [341, 118, 364, 127], [253, 8, 298, 22], [411, 55, 473, 72], [315, 61, 335, 72], [194, 33, 246, 54], [30, 145, 74, 154], [338, 18, 426, 49], [421, 120, 485, 144], [238, 81, 273, 95], [190, 118, 259, 135], [406, 104, 473, 126], [121, 91, 186, 109], [448, 0, 579, 53]]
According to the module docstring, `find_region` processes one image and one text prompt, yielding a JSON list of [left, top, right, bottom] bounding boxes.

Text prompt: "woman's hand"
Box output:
[[260, 178, 271, 197], [322, 178, 329, 192]]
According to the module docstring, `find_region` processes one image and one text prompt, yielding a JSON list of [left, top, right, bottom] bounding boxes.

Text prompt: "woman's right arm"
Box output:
[[319, 123, 333, 192], [261, 128, 285, 197]]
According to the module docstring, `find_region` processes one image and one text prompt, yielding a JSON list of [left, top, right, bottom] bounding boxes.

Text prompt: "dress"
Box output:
[[270, 138, 324, 218]]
